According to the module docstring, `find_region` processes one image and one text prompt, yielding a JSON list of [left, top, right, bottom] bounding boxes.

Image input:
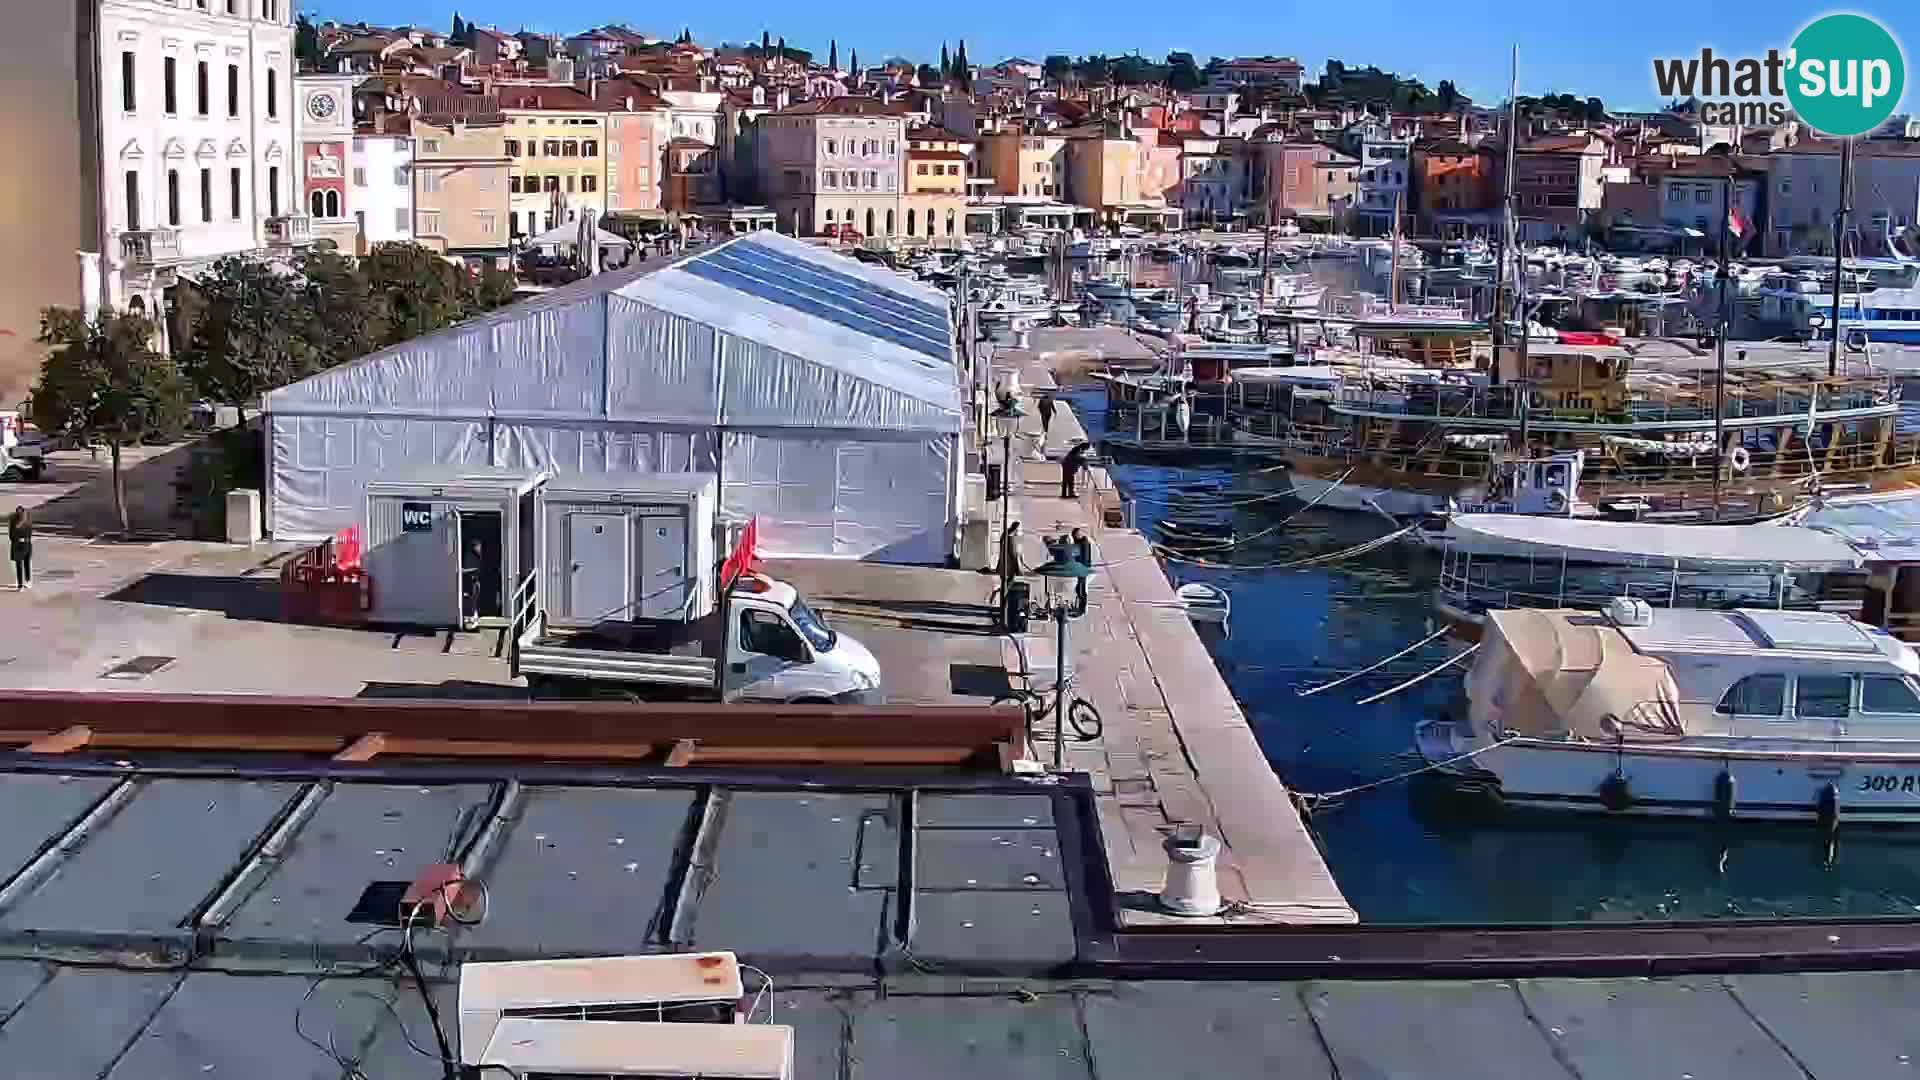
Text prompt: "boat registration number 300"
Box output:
[[1858, 774, 1920, 793]]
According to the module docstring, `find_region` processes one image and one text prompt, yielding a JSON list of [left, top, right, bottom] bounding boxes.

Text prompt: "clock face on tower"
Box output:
[[307, 93, 336, 121]]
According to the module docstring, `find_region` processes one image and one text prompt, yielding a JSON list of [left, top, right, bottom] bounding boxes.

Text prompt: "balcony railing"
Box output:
[[118, 229, 180, 266], [266, 214, 312, 246]]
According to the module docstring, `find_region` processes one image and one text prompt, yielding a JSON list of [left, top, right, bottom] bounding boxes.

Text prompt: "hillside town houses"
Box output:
[[9, 5, 1920, 395]]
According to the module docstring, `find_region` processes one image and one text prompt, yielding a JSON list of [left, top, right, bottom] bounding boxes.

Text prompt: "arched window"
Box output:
[[324, 190, 340, 217], [926, 212, 934, 237], [865, 208, 875, 235], [884, 209, 894, 234], [310, 189, 325, 216], [906, 209, 915, 235], [825, 208, 836, 224], [945, 208, 955, 235]]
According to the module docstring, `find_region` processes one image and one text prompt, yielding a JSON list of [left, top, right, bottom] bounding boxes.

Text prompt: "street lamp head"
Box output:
[[1032, 555, 1092, 579], [990, 397, 1026, 439]]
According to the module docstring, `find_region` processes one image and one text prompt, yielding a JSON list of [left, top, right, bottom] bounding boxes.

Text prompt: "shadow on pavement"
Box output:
[[949, 663, 1012, 698], [106, 572, 284, 621], [356, 680, 528, 700]]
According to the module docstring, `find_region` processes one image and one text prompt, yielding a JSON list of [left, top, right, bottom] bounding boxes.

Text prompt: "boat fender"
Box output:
[[1713, 770, 1736, 820], [1728, 446, 1751, 474], [1816, 781, 1840, 834], [1599, 771, 1633, 812]]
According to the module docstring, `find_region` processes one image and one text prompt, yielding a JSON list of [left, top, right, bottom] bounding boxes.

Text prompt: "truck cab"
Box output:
[[725, 574, 883, 704]]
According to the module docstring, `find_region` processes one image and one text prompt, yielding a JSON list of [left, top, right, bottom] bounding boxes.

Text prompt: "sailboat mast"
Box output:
[[1492, 46, 1520, 385], [1828, 136, 1854, 378]]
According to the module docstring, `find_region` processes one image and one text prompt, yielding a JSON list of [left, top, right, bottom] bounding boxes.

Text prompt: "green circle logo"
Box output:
[[1787, 13, 1906, 137]]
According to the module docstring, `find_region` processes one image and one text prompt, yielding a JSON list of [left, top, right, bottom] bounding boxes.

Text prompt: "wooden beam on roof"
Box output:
[[335, 733, 388, 762], [664, 738, 699, 767], [25, 726, 92, 754]]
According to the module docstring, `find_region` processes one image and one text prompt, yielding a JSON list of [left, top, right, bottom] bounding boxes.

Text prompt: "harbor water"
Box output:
[[1065, 385, 1920, 925]]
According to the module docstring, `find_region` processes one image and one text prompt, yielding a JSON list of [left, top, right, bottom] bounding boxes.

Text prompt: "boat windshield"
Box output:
[[788, 597, 837, 652]]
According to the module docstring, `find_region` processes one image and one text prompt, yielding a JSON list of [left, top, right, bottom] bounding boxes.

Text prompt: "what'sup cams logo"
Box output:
[[1652, 13, 1906, 136]]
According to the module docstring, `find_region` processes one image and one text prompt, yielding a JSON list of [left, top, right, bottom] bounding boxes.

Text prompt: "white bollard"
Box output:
[[225, 488, 261, 544], [1158, 826, 1224, 917]]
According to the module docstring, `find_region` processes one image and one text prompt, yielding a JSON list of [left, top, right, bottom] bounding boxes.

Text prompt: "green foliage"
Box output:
[[917, 63, 941, 88], [1043, 55, 1072, 85], [181, 256, 315, 412], [850, 48, 859, 75], [475, 263, 519, 310], [297, 247, 386, 370], [33, 308, 190, 531], [360, 242, 474, 346], [828, 39, 837, 71], [955, 39, 967, 75], [295, 15, 322, 70], [451, 13, 467, 43], [1166, 52, 1202, 93], [941, 43, 951, 79]]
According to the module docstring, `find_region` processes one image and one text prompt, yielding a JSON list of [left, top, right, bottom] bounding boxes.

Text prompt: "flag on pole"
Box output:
[[1727, 205, 1748, 241]]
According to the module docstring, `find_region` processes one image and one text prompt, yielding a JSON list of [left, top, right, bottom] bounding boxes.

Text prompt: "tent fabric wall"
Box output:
[[264, 233, 962, 561]]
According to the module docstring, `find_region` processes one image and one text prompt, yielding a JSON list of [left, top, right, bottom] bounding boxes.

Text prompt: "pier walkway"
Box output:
[[993, 341, 1356, 925]]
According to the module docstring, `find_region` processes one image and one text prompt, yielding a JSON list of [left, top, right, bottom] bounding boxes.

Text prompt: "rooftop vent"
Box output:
[[1606, 596, 1654, 628]]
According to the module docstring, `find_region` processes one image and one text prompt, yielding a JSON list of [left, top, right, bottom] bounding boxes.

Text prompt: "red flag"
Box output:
[[1727, 206, 1748, 240], [721, 517, 758, 588]]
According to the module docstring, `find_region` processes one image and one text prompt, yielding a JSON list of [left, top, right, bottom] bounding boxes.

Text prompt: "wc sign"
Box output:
[[1651, 13, 1906, 136], [400, 502, 434, 533]]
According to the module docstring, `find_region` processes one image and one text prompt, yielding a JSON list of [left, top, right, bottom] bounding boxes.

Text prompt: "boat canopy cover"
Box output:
[[1448, 515, 1865, 570], [1798, 490, 1920, 563], [1478, 609, 1685, 740]]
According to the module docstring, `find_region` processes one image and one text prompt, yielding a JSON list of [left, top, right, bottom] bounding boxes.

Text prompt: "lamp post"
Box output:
[[1031, 551, 1092, 770], [989, 396, 1027, 610]]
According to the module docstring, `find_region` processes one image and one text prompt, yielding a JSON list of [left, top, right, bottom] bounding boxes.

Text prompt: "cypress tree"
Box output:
[[829, 39, 838, 71], [941, 43, 951, 79]]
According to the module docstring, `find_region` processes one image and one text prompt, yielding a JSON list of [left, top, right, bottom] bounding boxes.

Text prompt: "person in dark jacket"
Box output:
[[8, 506, 30, 590], [1036, 392, 1057, 443], [1070, 527, 1093, 613], [1060, 440, 1091, 498]]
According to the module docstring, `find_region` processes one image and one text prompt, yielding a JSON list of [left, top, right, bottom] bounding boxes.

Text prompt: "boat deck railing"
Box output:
[[1328, 379, 1897, 426], [1435, 548, 1856, 620]]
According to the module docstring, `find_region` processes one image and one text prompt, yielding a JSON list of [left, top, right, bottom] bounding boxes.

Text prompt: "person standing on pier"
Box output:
[[1036, 391, 1056, 445], [1060, 440, 1091, 499], [1070, 527, 1093, 614], [8, 506, 31, 590]]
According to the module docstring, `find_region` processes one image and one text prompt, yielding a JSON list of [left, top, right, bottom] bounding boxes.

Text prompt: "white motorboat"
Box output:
[[1175, 582, 1231, 628], [1417, 600, 1920, 823]]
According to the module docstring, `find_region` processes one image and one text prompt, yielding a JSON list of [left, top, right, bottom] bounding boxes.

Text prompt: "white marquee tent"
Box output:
[[265, 230, 963, 563]]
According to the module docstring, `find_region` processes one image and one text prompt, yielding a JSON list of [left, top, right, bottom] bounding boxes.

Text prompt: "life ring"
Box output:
[[1728, 446, 1751, 473], [1545, 489, 1568, 512]]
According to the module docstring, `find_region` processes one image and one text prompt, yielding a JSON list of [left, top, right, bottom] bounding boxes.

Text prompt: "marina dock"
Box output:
[[994, 331, 1356, 925]]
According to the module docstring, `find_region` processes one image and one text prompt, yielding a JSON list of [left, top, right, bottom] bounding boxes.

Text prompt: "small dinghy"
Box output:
[[1175, 582, 1232, 628]]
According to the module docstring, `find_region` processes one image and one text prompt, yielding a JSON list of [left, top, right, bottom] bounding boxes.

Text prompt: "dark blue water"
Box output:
[[1068, 386, 1920, 924]]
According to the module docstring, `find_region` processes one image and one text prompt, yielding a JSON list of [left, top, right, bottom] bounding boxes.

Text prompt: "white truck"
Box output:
[[0, 413, 47, 481], [506, 473, 882, 704], [512, 571, 883, 704]]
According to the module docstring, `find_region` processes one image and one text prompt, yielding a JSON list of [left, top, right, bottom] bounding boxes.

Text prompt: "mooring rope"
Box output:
[[1296, 626, 1453, 698], [1353, 642, 1481, 706], [1297, 735, 1514, 810]]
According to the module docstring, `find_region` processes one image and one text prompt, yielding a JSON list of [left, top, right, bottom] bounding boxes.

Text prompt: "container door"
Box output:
[[365, 500, 462, 626], [637, 514, 689, 620], [566, 512, 629, 623]]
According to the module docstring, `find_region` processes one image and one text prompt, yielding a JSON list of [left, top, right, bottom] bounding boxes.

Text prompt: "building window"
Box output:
[[268, 165, 279, 216], [825, 172, 837, 189], [199, 168, 211, 221], [866, 170, 877, 188], [1695, 188, 1710, 204], [420, 169, 440, 193], [562, 140, 578, 157], [524, 140, 536, 158], [505, 138, 520, 156], [230, 167, 241, 219], [583, 140, 597, 157], [422, 138, 441, 153], [826, 139, 837, 154], [227, 64, 239, 117], [121, 52, 136, 112], [352, 167, 366, 186], [309, 190, 323, 217], [395, 207, 409, 232], [125, 170, 140, 230], [476, 211, 496, 236], [916, 164, 927, 175], [393, 166, 407, 186], [509, 175, 522, 194], [196, 61, 209, 116], [166, 169, 180, 226], [582, 175, 596, 192], [420, 209, 441, 234], [543, 176, 559, 192], [544, 139, 560, 156], [163, 57, 177, 115], [266, 69, 277, 118], [886, 140, 896, 155], [907, 208, 916, 233]]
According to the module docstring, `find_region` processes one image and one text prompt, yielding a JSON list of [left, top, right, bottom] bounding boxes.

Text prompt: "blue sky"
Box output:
[[303, 0, 1918, 113]]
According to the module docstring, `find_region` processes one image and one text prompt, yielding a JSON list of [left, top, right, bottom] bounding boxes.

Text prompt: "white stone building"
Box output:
[[350, 131, 413, 248], [0, 0, 298, 392]]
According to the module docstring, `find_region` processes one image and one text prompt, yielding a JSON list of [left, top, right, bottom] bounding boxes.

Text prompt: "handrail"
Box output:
[[506, 569, 539, 678]]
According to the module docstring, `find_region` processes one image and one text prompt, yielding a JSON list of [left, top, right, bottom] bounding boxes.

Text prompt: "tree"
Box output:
[[360, 243, 474, 346], [32, 308, 189, 533], [777, 35, 785, 60], [940, 43, 951, 80], [1166, 51, 1201, 92], [181, 256, 315, 422], [916, 63, 941, 88], [850, 48, 859, 76], [761, 30, 770, 53], [450, 13, 466, 42], [954, 39, 968, 77], [474, 264, 518, 310], [1436, 79, 1462, 112], [829, 39, 837, 71], [295, 15, 322, 70], [1043, 54, 1072, 85], [296, 248, 385, 372], [678, 27, 692, 45]]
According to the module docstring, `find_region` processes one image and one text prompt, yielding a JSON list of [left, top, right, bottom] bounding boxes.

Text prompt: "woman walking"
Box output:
[[8, 506, 31, 590]]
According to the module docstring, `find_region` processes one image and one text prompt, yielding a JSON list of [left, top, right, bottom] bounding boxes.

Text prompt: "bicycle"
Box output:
[[995, 681, 1104, 745]]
